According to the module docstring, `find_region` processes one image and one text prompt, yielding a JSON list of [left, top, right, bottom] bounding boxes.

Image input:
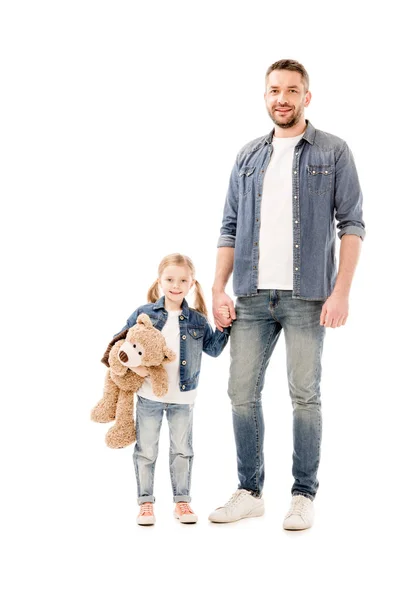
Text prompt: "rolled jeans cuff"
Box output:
[[173, 494, 191, 503], [138, 495, 155, 505]]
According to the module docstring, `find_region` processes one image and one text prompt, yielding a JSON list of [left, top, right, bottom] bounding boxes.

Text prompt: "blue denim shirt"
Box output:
[[117, 297, 230, 392], [217, 121, 366, 300]]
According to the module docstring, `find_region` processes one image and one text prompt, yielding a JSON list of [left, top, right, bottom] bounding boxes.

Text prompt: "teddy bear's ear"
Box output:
[[163, 347, 176, 364], [136, 313, 152, 328], [101, 329, 128, 367]]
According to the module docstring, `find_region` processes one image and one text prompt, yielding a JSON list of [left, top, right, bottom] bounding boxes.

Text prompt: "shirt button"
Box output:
[[325, 170, 328, 174], [295, 244, 299, 248], [294, 171, 297, 174], [254, 242, 258, 246], [253, 266, 257, 270], [294, 196, 297, 199], [182, 335, 186, 340], [182, 360, 186, 365], [180, 316, 184, 320], [182, 385, 186, 390], [295, 220, 299, 224], [295, 267, 299, 271], [313, 170, 316, 174]]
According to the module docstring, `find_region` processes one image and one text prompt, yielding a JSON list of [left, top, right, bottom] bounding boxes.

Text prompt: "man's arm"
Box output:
[[320, 234, 362, 328], [320, 141, 365, 328], [213, 156, 240, 331], [212, 247, 236, 331]]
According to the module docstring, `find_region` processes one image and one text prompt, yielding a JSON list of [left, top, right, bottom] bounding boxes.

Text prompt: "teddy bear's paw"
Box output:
[[106, 424, 136, 449], [91, 402, 116, 423]]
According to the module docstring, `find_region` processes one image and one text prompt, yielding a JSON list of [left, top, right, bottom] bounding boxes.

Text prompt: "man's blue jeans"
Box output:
[[133, 396, 194, 504], [228, 290, 326, 500]]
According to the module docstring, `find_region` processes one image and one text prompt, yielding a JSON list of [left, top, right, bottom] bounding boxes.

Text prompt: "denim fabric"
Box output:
[[228, 290, 325, 500], [133, 396, 194, 503], [117, 296, 230, 391], [217, 121, 365, 300]]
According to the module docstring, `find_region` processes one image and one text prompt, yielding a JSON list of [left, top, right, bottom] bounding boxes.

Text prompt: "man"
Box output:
[[209, 59, 365, 529]]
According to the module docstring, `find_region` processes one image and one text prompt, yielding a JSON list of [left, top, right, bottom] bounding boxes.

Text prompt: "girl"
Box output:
[[116, 253, 230, 525]]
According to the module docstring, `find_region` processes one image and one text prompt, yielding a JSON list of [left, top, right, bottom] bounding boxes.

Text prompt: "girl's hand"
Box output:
[[131, 366, 150, 377], [218, 305, 231, 320]]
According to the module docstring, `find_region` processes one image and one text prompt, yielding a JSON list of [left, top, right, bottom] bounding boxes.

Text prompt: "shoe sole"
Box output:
[[209, 505, 265, 523], [283, 521, 312, 531], [137, 517, 156, 526], [174, 513, 198, 524]]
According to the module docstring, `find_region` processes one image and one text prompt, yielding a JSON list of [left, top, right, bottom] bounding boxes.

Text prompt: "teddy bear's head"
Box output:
[[116, 313, 175, 369]]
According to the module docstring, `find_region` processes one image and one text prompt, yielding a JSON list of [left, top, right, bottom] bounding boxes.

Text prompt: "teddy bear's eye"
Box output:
[[133, 344, 136, 348], [138, 351, 142, 356]]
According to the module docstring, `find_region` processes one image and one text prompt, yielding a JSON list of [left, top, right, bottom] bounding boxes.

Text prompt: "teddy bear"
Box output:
[[91, 313, 176, 449]]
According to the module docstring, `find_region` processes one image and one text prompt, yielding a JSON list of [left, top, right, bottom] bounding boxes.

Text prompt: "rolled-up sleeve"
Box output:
[[334, 142, 366, 240], [217, 158, 239, 248]]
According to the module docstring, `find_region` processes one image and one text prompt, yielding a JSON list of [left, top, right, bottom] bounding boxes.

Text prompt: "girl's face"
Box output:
[[159, 264, 194, 304]]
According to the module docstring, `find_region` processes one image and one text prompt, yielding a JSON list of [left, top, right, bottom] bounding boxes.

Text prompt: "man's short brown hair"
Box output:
[[266, 59, 309, 91]]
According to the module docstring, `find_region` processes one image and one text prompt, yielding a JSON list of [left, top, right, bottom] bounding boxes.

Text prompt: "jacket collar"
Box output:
[[153, 296, 189, 319], [265, 119, 316, 145]]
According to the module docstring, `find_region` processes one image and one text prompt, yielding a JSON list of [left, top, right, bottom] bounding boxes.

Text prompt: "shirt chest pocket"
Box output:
[[239, 165, 256, 196], [307, 165, 333, 196]]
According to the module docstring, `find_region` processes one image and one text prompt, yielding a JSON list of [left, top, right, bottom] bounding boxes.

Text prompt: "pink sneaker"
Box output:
[[174, 502, 198, 524], [137, 502, 155, 526]]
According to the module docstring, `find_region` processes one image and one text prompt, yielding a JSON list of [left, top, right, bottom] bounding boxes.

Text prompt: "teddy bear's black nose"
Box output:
[[119, 351, 129, 363]]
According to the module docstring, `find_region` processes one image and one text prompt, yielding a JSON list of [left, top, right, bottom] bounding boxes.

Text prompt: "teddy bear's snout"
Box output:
[[119, 350, 129, 363]]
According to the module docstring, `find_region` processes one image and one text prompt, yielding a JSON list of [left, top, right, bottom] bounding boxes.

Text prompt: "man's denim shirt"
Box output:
[[117, 297, 230, 392], [217, 121, 366, 300]]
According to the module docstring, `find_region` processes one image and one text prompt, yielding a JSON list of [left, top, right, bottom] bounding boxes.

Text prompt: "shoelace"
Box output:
[[177, 502, 193, 515], [140, 503, 153, 515], [223, 490, 250, 509], [287, 495, 309, 517]]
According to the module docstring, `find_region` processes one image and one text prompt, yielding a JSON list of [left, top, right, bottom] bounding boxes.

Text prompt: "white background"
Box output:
[[1, 1, 399, 598]]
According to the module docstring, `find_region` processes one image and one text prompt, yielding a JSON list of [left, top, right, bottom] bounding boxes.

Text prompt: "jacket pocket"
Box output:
[[239, 165, 256, 196], [307, 165, 333, 196], [188, 326, 204, 340]]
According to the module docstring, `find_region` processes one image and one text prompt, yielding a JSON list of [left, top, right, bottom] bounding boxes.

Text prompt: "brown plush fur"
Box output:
[[91, 314, 175, 449]]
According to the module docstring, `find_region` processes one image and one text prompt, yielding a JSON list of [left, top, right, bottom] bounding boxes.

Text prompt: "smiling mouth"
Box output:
[[170, 291, 182, 295]]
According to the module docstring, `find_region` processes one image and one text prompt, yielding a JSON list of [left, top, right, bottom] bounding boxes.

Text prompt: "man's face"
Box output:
[[264, 69, 311, 129]]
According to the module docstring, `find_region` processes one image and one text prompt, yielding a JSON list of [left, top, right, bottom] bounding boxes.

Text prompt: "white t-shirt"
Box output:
[[257, 133, 303, 290], [138, 310, 197, 405]]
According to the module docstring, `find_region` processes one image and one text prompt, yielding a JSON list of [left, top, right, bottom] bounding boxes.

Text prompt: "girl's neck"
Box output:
[[164, 296, 184, 312]]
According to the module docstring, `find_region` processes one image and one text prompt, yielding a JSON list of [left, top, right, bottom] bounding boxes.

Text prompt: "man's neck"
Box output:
[[273, 119, 307, 139]]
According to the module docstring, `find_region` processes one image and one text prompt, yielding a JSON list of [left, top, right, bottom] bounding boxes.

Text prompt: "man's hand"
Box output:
[[131, 366, 150, 377], [213, 291, 236, 332], [320, 293, 349, 328]]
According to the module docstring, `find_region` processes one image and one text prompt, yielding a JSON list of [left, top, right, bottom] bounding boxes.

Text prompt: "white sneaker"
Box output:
[[208, 490, 264, 523], [283, 495, 314, 530]]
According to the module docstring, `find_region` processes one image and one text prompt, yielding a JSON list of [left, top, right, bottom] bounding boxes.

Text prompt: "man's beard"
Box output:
[[268, 105, 303, 129]]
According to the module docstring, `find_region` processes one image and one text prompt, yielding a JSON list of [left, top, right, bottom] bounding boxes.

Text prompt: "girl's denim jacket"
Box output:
[[117, 296, 230, 392]]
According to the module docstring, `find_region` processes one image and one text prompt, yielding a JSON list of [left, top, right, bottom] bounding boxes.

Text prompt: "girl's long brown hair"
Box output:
[[147, 253, 208, 318]]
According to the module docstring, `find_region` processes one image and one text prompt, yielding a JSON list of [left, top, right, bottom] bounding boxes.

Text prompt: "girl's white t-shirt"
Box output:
[[137, 310, 197, 405]]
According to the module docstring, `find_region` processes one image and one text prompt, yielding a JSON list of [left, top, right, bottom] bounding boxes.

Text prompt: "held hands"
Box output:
[[320, 292, 349, 328], [213, 291, 236, 332]]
